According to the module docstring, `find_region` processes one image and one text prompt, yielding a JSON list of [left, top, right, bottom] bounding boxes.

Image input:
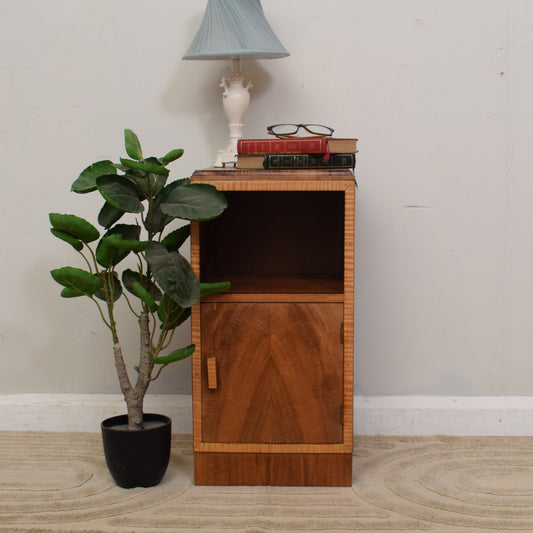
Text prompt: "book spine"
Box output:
[[263, 153, 356, 169], [237, 137, 327, 154]]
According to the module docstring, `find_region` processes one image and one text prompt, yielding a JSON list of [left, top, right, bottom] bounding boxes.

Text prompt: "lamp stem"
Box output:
[[231, 56, 241, 73], [213, 56, 253, 167]]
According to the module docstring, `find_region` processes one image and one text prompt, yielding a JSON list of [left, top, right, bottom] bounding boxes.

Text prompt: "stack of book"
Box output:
[[236, 137, 358, 170]]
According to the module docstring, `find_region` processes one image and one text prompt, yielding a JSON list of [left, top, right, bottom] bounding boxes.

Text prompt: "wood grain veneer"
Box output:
[[194, 452, 352, 486], [200, 302, 343, 445]]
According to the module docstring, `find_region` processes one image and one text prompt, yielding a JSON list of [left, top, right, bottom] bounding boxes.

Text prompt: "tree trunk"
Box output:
[[113, 343, 140, 430], [125, 389, 145, 431], [136, 313, 152, 395], [122, 313, 152, 431]]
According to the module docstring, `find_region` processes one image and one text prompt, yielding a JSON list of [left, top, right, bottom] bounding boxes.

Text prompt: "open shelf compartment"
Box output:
[[199, 190, 345, 295]]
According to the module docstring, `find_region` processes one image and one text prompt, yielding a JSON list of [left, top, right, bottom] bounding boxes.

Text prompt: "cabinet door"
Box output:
[[200, 302, 344, 444]]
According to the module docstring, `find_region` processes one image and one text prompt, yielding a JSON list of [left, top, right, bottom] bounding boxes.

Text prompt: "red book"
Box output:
[[237, 137, 357, 155]]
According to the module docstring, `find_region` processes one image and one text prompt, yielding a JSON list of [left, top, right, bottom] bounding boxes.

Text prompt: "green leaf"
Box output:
[[96, 224, 140, 268], [120, 158, 169, 176], [50, 228, 83, 251], [131, 282, 158, 313], [98, 202, 125, 228], [157, 293, 190, 329], [160, 183, 227, 221], [49, 213, 100, 243], [60, 287, 84, 298], [122, 269, 162, 301], [71, 160, 117, 193], [94, 273, 123, 302], [159, 148, 184, 166], [50, 267, 102, 296], [145, 242, 200, 308], [200, 281, 231, 297], [147, 178, 189, 233], [124, 129, 143, 161], [102, 233, 147, 253], [145, 157, 169, 194], [160, 225, 190, 250], [96, 175, 144, 213], [125, 172, 152, 200], [152, 344, 195, 365]]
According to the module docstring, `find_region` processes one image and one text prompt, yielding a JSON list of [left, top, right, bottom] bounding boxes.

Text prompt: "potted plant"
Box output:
[[49, 129, 228, 488]]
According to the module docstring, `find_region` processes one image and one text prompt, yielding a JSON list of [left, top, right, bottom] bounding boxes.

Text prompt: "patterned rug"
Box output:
[[1, 432, 533, 532]]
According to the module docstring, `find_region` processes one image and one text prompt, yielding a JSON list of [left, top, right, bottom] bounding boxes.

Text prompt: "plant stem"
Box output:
[[114, 343, 132, 395], [148, 363, 167, 383], [105, 271, 120, 345], [98, 266, 143, 430], [136, 312, 152, 389], [90, 297, 112, 330], [79, 249, 93, 273], [120, 312, 153, 430], [123, 291, 140, 318]]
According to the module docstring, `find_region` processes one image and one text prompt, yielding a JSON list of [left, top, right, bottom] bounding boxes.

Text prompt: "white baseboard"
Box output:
[[0, 394, 192, 433], [354, 396, 533, 436], [1, 394, 533, 436]]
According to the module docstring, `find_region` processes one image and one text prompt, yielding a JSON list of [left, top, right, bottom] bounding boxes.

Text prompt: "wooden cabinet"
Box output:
[[190, 169, 355, 486]]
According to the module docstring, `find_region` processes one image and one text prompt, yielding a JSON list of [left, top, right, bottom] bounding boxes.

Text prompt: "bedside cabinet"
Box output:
[[190, 169, 355, 486]]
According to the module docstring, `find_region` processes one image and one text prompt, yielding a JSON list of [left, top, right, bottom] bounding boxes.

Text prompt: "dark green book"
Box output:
[[237, 153, 356, 170]]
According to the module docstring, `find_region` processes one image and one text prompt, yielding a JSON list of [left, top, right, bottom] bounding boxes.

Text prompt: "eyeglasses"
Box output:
[[267, 123, 334, 139]]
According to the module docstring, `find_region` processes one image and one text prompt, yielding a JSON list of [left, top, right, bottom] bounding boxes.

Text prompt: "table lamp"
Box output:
[[183, 0, 290, 167]]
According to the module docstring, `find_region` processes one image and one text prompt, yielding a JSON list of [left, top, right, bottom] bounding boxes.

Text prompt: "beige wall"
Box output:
[[1, 0, 532, 397]]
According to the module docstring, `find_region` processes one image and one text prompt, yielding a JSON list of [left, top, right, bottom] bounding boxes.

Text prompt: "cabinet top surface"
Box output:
[[191, 168, 355, 183]]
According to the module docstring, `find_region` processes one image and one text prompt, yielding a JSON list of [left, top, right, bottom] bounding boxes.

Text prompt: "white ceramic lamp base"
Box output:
[[213, 69, 252, 167]]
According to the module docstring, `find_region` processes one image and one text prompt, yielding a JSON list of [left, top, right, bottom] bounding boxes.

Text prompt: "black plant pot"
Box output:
[[101, 413, 171, 488]]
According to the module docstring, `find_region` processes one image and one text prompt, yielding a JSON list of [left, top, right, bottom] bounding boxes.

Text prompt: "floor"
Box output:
[[1, 432, 532, 532]]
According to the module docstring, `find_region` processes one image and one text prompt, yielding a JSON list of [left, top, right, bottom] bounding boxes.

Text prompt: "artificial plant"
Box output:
[[49, 130, 228, 430]]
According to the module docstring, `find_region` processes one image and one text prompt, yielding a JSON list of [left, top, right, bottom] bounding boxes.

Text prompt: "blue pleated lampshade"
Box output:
[[183, 0, 290, 60]]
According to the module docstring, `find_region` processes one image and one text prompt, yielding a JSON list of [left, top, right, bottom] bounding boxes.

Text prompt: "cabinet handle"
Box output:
[[207, 357, 218, 390]]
